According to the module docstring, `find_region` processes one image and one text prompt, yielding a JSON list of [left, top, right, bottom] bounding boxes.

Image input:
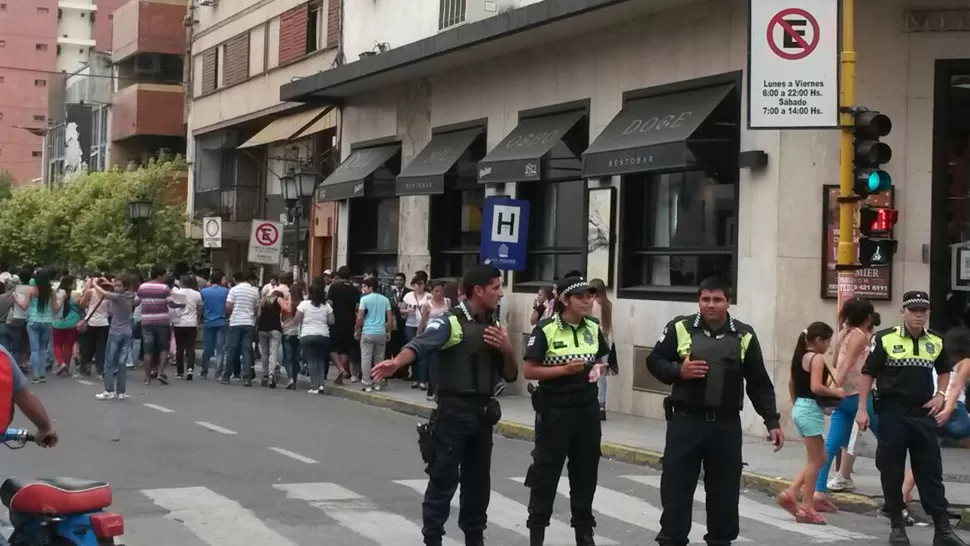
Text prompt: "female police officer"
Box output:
[[522, 277, 611, 546]]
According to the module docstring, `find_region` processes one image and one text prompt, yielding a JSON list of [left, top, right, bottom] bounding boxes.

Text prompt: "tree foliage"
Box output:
[[0, 158, 200, 271]]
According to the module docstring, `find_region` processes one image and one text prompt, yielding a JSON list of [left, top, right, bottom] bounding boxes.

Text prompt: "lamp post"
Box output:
[[127, 198, 152, 268], [280, 165, 320, 281]]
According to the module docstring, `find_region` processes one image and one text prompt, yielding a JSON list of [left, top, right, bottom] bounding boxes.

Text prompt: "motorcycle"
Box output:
[[0, 428, 124, 545]]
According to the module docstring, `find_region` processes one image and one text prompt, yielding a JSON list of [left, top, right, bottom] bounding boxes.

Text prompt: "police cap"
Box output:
[[902, 291, 930, 310], [555, 277, 596, 298]]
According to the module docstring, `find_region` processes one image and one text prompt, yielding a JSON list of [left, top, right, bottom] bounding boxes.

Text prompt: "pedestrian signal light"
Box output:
[[859, 206, 898, 237], [852, 110, 893, 198], [858, 239, 897, 267]]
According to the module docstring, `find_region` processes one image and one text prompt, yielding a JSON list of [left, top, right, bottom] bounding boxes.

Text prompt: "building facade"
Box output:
[[281, 0, 970, 434], [0, 0, 57, 184], [186, 0, 342, 276]]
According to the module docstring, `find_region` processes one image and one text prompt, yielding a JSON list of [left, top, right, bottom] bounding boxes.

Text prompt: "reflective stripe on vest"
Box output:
[[879, 328, 942, 369], [444, 315, 463, 350], [673, 320, 753, 362], [538, 317, 601, 366]]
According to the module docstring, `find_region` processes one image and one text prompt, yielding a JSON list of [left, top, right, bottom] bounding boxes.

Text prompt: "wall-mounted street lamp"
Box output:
[[127, 198, 152, 266], [280, 165, 320, 279]]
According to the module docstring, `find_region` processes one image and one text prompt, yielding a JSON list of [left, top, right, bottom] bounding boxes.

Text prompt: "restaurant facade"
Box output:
[[281, 0, 970, 434]]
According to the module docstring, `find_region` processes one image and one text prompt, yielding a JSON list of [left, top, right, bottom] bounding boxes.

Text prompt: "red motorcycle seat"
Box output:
[[1, 477, 112, 514]]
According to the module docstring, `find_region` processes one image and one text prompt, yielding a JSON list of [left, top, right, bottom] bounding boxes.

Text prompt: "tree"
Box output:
[[0, 169, 14, 201], [0, 157, 200, 272]]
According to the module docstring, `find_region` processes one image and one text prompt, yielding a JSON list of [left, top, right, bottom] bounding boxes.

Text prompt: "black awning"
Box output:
[[317, 145, 400, 201], [582, 84, 734, 177], [396, 127, 482, 196], [478, 110, 585, 184]]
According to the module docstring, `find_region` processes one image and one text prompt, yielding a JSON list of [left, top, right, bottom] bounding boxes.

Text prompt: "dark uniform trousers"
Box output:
[[658, 410, 743, 546], [876, 405, 948, 518], [525, 396, 602, 530], [422, 395, 494, 545]]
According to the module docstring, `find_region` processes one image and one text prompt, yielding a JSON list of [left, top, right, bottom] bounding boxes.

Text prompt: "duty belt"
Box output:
[[672, 404, 738, 422]]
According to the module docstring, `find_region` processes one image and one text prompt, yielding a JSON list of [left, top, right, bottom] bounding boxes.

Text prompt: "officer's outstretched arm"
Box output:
[[646, 321, 683, 385]]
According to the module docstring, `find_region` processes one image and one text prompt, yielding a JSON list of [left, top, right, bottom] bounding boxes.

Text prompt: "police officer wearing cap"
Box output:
[[856, 291, 966, 546], [647, 277, 783, 546], [371, 264, 519, 546], [522, 276, 612, 546]]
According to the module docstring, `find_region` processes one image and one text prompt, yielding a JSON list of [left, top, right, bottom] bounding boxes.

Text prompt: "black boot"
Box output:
[[530, 528, 545, 546], [575, 527, 595, 546], [465, 531, 484, 546], [933, 515, 967, 546], [889, 513, 911, 546]]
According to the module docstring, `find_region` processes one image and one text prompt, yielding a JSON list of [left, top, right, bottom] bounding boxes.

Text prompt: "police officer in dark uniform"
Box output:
[[371, 264, 518, 546], [523, 277, 611, 546], [856, 291, 966, 546], [647, 277, 783, 546]]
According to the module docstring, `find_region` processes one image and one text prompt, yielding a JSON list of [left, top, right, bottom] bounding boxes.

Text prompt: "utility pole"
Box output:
[[836, 0, 857, 313]]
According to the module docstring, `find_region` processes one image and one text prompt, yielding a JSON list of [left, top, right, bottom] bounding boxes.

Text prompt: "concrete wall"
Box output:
[[333, 0, 970, 434], [343, 0, 540, 62], [56, 7, 95, 73]]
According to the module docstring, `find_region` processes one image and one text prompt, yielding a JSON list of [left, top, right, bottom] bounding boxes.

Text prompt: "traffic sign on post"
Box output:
[[247, 220, 283, 265], [203, 217, 222, 249], [480, 197, 530, 271], [748, 0, 839, 129]]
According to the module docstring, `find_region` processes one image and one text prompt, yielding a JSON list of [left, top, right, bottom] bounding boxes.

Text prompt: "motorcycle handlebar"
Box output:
[[1, 428, 35, 444]]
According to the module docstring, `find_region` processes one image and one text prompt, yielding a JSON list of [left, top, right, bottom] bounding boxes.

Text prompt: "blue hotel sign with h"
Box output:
[[481, 197, 530, 271]]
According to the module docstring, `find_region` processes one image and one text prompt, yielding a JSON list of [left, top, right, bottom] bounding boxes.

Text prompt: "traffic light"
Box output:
[[852, 110, 892, 198], [858, 205, 898, 267]]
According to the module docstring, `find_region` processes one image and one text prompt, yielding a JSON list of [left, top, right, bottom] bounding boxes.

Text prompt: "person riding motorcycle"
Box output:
[[2, 345, 57, 447]]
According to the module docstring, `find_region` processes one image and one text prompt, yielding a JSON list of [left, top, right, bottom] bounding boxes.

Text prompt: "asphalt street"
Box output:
[[1, 374, 966, 546]]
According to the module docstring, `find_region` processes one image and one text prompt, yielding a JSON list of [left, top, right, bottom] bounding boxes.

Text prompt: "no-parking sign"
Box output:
[[247, 220, 283, 265], [748, 0, 839, 129]]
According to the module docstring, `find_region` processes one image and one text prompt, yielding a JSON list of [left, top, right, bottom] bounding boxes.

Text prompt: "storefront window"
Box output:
[[430, 188, 484, 278], [519, 179, 586, 282], [349, 196, 400, 274], [620, 170, 736, 296]]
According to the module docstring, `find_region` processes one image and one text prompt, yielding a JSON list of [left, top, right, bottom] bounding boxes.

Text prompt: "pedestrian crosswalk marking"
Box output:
[[76, 379, 94, 386], [393, 479, 618, 545], [624, 475, 876, 543], [274, 482, 462, 546], [140, 486, 299, 546], [510, 477, 751, 544]]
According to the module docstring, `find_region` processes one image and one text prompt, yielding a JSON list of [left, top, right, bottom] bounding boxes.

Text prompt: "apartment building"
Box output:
[[187, 0, 342, 274], [279, 0, 970, 433], [43, 0, 188, 186], [0, 0, 57, 185]]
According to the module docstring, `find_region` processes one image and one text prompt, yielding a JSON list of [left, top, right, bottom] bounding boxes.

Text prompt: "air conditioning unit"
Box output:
[[133, 54, 161, 74], [465, 0, 500, 24]]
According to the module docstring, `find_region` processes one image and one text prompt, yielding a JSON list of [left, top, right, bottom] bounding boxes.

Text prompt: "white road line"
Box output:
[[141, 487, 297, 546], [194, 421, 237, 435], [624, 475, 875, 542], [510, 477, 750, 544], [275, 482, 461, 546], [76, 379, 94, 386], [142, 403, 174, 414], [269, 447, 318, 464], [394, 479, 616, 545]]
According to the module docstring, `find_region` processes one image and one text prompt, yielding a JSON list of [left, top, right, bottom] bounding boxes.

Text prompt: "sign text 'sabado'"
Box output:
[[748, 0, 839, 129], [247, 220, 283, 265], [480, 197, 530, 272]]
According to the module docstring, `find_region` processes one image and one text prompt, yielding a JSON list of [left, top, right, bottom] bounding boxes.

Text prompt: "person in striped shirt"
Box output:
[[224, 269, 260, 386], [137, 265, 173, 385]]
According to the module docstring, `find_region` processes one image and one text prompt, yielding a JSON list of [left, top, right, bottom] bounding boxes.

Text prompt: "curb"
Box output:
[[327, 386, 882, 514]]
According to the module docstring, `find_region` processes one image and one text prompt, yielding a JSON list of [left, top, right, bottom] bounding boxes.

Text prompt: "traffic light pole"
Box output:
[[837, 0, 857, 312]]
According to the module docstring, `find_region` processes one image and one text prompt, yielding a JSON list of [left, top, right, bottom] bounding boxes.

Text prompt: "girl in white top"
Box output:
[[172, 276, 203, 379], [401, 276, 431, 389], [295, 281, 334, 394]]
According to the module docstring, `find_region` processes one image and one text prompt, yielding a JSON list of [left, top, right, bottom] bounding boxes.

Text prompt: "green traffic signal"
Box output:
[[852, 108, 893, 199], [865, 170, 892, 193]]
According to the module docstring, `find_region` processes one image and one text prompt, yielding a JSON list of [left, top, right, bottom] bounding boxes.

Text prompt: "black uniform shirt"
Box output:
[[862, 325, 950, 407], [647, 313, 781, 431]]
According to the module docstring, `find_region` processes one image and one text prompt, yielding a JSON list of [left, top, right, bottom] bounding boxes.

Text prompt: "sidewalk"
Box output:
[[327, 380, 970, 520]]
